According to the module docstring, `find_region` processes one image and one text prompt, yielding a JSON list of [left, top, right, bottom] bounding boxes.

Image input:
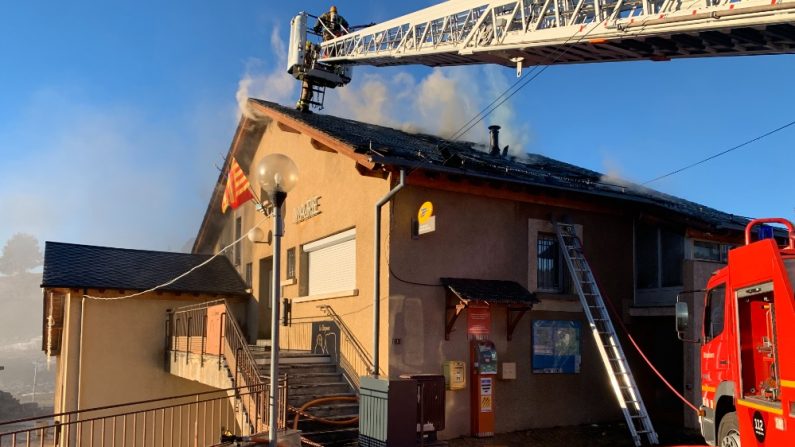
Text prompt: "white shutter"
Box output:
[[305, 230, 356, 296]]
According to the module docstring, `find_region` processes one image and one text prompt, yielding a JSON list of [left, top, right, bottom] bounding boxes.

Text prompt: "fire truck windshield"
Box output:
[[786, 258, 795, 291]]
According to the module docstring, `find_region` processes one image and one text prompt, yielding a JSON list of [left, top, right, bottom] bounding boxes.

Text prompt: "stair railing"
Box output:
[[318, 304, 383, 388], [168, 300, 288, 433]]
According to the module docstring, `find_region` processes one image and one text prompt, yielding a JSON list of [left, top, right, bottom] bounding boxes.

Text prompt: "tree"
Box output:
[[0, 233, 43, 275]]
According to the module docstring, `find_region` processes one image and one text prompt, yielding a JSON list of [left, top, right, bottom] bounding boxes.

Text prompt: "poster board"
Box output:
[[532, 320, 581, 374]]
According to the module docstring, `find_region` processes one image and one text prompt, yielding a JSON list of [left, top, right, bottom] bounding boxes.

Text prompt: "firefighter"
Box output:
[[313, 5, 349, 41]]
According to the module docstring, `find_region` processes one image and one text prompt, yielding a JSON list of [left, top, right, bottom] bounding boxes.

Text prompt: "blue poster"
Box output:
[[532, 320, 581, 374]]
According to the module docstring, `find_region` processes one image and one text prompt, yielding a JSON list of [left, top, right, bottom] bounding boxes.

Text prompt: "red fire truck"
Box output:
[[676, 218, 795, 446]]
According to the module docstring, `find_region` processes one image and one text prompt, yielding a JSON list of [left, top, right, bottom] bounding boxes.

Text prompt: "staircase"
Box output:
[[251, 346, 359, 447]]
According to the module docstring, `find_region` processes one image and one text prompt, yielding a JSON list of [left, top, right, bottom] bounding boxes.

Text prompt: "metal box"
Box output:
[[359, 376, 417, 447]]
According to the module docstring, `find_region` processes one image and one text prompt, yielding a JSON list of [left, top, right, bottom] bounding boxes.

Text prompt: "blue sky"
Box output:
[[1, 0, 793, 252]]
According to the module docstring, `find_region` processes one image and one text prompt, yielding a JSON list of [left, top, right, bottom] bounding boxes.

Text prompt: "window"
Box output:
[[537, 233, 560, 291], [244, 262, 252, 288], [693, 241, 731, 263], [704, 284, 726, 341], [234, 217, 242, 266], [302, 228, 356, 296], [286, 248, 296, 280], [635, 223, 684, 289]]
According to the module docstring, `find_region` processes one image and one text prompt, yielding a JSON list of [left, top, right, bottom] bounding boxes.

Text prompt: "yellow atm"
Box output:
[[442, 361, 466, 390]]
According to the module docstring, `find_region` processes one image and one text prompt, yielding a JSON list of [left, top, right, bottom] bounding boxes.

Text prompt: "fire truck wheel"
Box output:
[[718, 412, 740, 447]]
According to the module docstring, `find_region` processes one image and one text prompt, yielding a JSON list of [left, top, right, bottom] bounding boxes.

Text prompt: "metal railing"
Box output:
[[168, 300, 287, 435], [0, 384, 264, 447], [280, 305, 382, 389]]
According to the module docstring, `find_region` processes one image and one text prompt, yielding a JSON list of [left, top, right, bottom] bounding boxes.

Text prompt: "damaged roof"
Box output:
[[250, 99, 748, 231], [42, 241, 248, 296]]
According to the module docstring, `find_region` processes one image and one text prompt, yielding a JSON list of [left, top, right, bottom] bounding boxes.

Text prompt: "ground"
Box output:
[[446, 423, 705, 447]]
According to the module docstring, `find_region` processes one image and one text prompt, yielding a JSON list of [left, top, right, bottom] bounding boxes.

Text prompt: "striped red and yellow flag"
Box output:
[[221, 158, 255, 213]]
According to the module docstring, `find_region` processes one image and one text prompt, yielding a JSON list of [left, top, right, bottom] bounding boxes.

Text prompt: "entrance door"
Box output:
[[258, 257, 273, 340]]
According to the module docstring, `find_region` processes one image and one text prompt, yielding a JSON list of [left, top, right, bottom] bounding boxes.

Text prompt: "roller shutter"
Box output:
[[304, 229, 356, 296]]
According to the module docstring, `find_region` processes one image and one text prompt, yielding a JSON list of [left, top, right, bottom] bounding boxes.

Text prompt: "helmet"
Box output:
[[330, 5, 338, 13]]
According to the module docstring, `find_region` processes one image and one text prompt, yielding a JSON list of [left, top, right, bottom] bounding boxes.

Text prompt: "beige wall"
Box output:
[[213, 120, 392, 370], [387, 185, 632, 438], [51, 289, 235, 413]]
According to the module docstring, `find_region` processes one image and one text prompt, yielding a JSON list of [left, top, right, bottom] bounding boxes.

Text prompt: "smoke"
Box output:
[[235, 25, 296, 120], [0, 88, 210, 251], [326, 67, 534, 156], [237, 26, 536, 155]]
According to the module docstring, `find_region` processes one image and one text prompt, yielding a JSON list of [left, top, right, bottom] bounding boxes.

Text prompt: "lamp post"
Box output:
[[256, 153, 299, 447]]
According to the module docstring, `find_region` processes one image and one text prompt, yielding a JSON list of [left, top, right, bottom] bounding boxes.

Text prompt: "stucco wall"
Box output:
[[387, 185, 632, 438], [52, 289, 237, 413], [212, 120, 393, 372]]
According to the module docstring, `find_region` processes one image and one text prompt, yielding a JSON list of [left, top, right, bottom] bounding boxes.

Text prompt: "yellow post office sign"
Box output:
[[418, 201, 433, 224]]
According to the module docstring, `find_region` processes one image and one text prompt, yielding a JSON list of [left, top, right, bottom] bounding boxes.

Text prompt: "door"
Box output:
[[702, 282, 731, 387]]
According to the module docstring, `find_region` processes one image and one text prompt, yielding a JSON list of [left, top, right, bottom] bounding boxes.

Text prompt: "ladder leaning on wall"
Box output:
[[555, 223, 659, 446]]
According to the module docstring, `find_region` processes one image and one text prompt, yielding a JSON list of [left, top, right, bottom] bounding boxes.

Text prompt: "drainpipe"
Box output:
[[373, 169, 405, 376]]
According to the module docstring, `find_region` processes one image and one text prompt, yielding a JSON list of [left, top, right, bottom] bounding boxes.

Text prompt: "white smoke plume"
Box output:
[[327, 66, 534, 156], [236, 25, 297, 120]]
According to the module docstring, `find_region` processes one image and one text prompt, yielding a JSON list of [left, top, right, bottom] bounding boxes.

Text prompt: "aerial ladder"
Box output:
[[289, 0, 795, 109]]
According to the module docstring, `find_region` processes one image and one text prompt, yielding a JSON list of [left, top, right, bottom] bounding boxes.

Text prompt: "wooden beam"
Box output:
[[407, 173, 621, 216], [506, 306, 532, 341], [311, 138, 337, 153], [445, 291, 467, 340], [277, 121, 301, 134]]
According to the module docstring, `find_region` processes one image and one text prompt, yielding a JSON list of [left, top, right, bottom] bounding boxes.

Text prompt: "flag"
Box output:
[[221, 158, 255, 213]]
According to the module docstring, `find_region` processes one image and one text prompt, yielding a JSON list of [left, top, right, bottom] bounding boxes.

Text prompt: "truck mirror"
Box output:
[[675, 301, 689, 336]]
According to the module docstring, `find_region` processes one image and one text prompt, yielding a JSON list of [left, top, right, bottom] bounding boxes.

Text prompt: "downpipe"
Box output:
[[373, 169, 405, 376]]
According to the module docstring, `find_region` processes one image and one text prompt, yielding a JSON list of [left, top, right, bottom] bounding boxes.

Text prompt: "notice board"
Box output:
[[532, 320, 581, 374]]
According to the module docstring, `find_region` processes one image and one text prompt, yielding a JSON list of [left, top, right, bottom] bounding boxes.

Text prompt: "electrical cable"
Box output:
[[83, 214, 271, 301], [642, 118, 795, 185]]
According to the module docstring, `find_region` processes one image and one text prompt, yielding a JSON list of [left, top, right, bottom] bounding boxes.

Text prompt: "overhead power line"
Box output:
[[642, 119, 795, 185]]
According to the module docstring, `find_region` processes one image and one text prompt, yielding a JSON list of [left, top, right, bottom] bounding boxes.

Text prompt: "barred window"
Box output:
[[537, 233, 560, 291]]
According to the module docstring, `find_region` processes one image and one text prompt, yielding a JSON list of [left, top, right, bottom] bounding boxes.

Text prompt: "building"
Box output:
[[40, 242, 250, 443], [189, 98, 749, 438]]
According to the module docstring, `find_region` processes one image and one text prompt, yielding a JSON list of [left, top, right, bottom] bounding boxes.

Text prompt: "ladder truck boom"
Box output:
[[288, 0, 795, 110], [317, 0, 795, 69]]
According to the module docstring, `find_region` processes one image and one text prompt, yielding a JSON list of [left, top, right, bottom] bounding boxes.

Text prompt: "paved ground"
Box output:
[[446, 423, 706, 447]]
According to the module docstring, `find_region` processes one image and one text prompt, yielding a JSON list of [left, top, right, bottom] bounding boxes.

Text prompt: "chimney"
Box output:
[[488, 125, 501, 156]]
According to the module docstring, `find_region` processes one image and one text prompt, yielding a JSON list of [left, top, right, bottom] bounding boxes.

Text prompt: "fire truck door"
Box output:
[[702, 284, 730, 385]]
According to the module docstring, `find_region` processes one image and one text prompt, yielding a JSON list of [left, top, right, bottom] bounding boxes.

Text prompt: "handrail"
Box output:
[[169, 300, 288, 433], [318, 305, 383, 377], [1, 383, 267, 447]]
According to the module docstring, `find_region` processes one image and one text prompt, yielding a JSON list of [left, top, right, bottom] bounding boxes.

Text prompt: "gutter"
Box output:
[[372, 169, 405, 376]]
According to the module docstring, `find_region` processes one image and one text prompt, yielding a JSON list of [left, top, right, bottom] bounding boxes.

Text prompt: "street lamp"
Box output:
[[256, 153, 298, 447]]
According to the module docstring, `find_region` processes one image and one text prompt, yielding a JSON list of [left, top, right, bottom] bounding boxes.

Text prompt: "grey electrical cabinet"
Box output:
[[359, 376, 417, 447]]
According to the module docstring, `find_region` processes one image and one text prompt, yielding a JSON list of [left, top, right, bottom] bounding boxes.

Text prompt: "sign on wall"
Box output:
[[311, 320, 340, 363], [417, 201, 436, 235], [295, 196, 321, 223], [467, 304, 491, 336], [532, 320, 581, 374]]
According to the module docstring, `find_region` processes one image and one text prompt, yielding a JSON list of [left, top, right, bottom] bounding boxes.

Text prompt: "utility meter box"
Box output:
[[443, 360, 466, 390]]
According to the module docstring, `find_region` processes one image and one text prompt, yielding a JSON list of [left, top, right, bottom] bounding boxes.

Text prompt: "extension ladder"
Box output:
[[555, 223, 658, 446]]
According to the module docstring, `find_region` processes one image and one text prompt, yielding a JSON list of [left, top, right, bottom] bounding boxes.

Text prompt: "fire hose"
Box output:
[[288, 395, 359, 446], [591, 266, 703, 416]]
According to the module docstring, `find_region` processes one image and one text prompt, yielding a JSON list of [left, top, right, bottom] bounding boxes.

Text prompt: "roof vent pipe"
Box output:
[[488, 125, 501, 156]]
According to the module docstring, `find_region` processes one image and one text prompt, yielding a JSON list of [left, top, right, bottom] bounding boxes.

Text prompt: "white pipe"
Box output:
[[373, 169, 405, 376]]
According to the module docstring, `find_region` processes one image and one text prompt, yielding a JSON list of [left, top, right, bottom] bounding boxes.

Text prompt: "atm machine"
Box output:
[[470, 339, 497, 437]]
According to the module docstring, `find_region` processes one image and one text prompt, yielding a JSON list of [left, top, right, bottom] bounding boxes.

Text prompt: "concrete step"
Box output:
[[253, 353, 332, 365], [300, 427, 358, 447], [260, 363, 339, 375], [290, 382, 352, 396], [296, 402, 359, 418], [288, 371, 346, 385], [287, 391, 357, 407]]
